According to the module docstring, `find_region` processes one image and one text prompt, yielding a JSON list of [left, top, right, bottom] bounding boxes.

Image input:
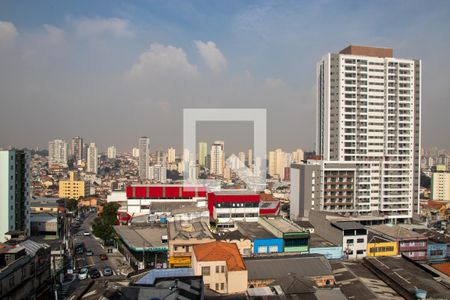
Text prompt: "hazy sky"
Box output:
[[0, 0, 449, 154]]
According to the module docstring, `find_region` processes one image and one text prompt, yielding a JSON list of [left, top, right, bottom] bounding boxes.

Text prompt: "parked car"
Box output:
[[103, 267, 113, 277], [83, 231, 91, 236], [89, 267, 101, 279], [79, 268, 89, 280], [99, 254, 108, 260], [86, 249, 93, 256]]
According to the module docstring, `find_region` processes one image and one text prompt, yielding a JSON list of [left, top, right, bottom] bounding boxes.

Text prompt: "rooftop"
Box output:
[[213, 229, 247, 241], [431, 262, 450, 277], [332, 221, 367, 231], [309, 233, 336, 248], [245, 255, 332, 280], [260, 216, 305, 233], [168, 218, 214, 240], [114, 225, 168, 252], [193, 241, 246, 271], [340, 45, 393, 58], [369, 225, 426, 240], [236, 221, 277, 240], [413, 229, 450, 244]]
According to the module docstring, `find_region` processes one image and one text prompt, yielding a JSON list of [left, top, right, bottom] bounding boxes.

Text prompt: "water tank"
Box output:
[[415, 289, 427, 299]]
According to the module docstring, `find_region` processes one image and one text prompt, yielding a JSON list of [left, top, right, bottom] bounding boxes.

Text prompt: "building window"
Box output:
[[202, 266, 210, 276], [221, 283, 225, 290], [215, 283, 219, 290], [204, 284, 210, 289], [430, 250, 443, 256], [216, 266, 220, 273], [347, 239, 354, 244], [357, 238, 364, 243], [356, 250, 364, 255], [221, 265, 225, 273]]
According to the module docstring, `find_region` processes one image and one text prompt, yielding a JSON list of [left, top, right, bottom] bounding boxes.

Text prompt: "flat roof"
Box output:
[[236, 222, 277, 240], [309, 233, 336, 248], [245, 255, 332, 280], [332, 221, 367, 231], [340, 45, 393, 58], [168, 218, 213, 240], [211, 190, 259, 196], [261, 217, 306, 233], [114, 225, 168, 252]]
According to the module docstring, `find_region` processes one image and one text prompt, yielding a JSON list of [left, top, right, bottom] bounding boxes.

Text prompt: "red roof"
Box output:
[[431, 262, 450, 276], [193, 241, 246, 271]]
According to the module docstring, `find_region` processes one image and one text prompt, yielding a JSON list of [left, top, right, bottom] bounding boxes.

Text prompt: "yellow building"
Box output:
[[59, 171, 89, 199], [431, 166, 450, 201], [367, 240, 398, 257]]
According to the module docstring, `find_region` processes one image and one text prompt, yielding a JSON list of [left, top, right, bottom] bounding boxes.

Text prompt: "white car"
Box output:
[[83, 231, 91, 236], [79, 268, 89, 280]]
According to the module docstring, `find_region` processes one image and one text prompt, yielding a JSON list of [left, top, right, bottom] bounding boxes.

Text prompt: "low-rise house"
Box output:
[[167, 217, 215, 268], [236, 222, 283, 254], [259, 216, 310, 253], [414, 228, 449, 261], [213, 230, 252, 257], [369, 225, 427, 261], [309, 211, 368, 259], [30, 196, 63, 213], [367, 233, 399, 257], [192, 241, 248, 294], [30, 213, 58, 236]]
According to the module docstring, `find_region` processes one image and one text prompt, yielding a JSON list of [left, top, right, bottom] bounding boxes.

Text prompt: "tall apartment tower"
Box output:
[[316, 45, 421, 221], [138, 137, 150, 179], [167, 147, 176, 163], [0, 150, 31, 241], [210, 141, 225, 176], [71, 136, 83, 162], [107, 146, 117, 159], [48, 139, 68, 167], [198, 142, 208, 167], [86, 143, 98, 174]]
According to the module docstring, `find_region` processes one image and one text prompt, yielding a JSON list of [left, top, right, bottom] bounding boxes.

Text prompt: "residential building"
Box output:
[[30, 197, 63, 213], [316, 45, 421, 221], [107, 146, 117, 159], [309, 211, 368, 259], [167, 217, 215, 268], [167, 147, 176, 163], [71, 136, 83, 162], [192, 241, 248, 294], [431, 166, 450, 200], [366, 233, 399, 257], [58, 171, 90, 199], [149, 165, 167, 182], [259, 216, 310, 253], [198, 142, 207, 167], [247, 149, 253, 167], [292, 148, 304, 163], [210, 141, 224, 176], [138, 137, 150, 179], [48, 139, 68, 167], [86, 143, 98, 174], [213, 230, 252, 257], [132, 147, 140, 158], [368, 224, 427, 261], [0, 150, 31, 241], [0, 239, 52, 299]]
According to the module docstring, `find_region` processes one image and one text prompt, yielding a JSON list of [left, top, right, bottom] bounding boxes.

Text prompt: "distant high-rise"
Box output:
[[198, 142, 208, 167], [268, 151, 276, 177], [86, 143, 98, 174], [210, 141, 225, 176], [238, 152, 246, 168], [167, 147, 176, 163], [149, 164, 167, 182], [248, 149, 253, 167], [107, 146, 117, 159], [314, 45, 421, 220], [138, 137, 150, 179], [0, 150, 31, 241], [292, 149, 304, 163], [71, 136, 83, 162], [132, 147, 140, 158], [48, 139, 68, 167]]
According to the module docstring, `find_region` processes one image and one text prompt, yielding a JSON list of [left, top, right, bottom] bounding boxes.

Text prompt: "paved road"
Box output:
[[72, 211, 116, 277]]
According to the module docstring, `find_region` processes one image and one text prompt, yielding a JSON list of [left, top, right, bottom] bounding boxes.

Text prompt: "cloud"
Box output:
[[42, 24, 65, 45], [71, 17, 134, 38], [0, 21, 18, 46], [264, 77, 286, 88], [194, 40, 227, 75], [127, 43, 198, 80]]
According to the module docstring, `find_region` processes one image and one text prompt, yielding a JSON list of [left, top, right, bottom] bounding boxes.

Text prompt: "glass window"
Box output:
[[357, 238, 364, 243], [221, 283, 225, 290], [357, 250, 364, 254], [347, 239, 354, 244], [216, 266, 220, 273], [201, 266, 210, 276], [215, 283, 219, 290]]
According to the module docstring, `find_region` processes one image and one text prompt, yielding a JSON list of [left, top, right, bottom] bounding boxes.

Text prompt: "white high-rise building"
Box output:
[[167, 147, 176, 163], [210, 141, 225, 176], [48, 139, 68, 167], [149, 165, 167, 182], [138, 137, 150, 179], [132, 147, 140, 158], [268, 151, 276, 177], [107, 146, 117, 159], [86, 143, 98, 174], [238, 152, 246, 168], [316, 45, 421, 221], [71, 136, 83, 162], [198, 142, 208, 167], [0, 150, 31, 241], [248, 149, 253, 167]]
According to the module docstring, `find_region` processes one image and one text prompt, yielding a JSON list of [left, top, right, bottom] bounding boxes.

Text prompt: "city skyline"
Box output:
[[1, 1, 450, 151]]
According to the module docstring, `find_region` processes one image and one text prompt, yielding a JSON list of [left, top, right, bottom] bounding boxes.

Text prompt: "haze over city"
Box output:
[[1, 0, 450, 152]]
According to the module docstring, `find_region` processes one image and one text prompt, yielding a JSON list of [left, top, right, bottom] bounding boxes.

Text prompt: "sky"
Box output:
[[0, 0, 449, 154]]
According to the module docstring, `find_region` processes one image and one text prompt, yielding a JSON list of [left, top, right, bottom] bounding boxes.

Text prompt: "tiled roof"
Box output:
[[193, 241, 246, 271], [431, 262, 450, 277]]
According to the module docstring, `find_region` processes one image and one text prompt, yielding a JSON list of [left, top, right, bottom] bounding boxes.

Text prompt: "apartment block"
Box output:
[[431, 166, 450, 200], [315, 45, 421, 221], [58, 171, 90, 199]]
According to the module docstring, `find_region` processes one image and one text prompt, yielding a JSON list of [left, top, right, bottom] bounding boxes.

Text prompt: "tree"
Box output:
[[92, 221, 114, 242], [102, 202, 120, 225], [91, 202, 120, 242], [65, 198, 78, 212]]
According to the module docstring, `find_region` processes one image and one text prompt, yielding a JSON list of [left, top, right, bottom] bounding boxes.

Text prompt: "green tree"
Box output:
[[92, 221, 114, 242], [91, 202, 120, 242], [65, 198, 78, 212]]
